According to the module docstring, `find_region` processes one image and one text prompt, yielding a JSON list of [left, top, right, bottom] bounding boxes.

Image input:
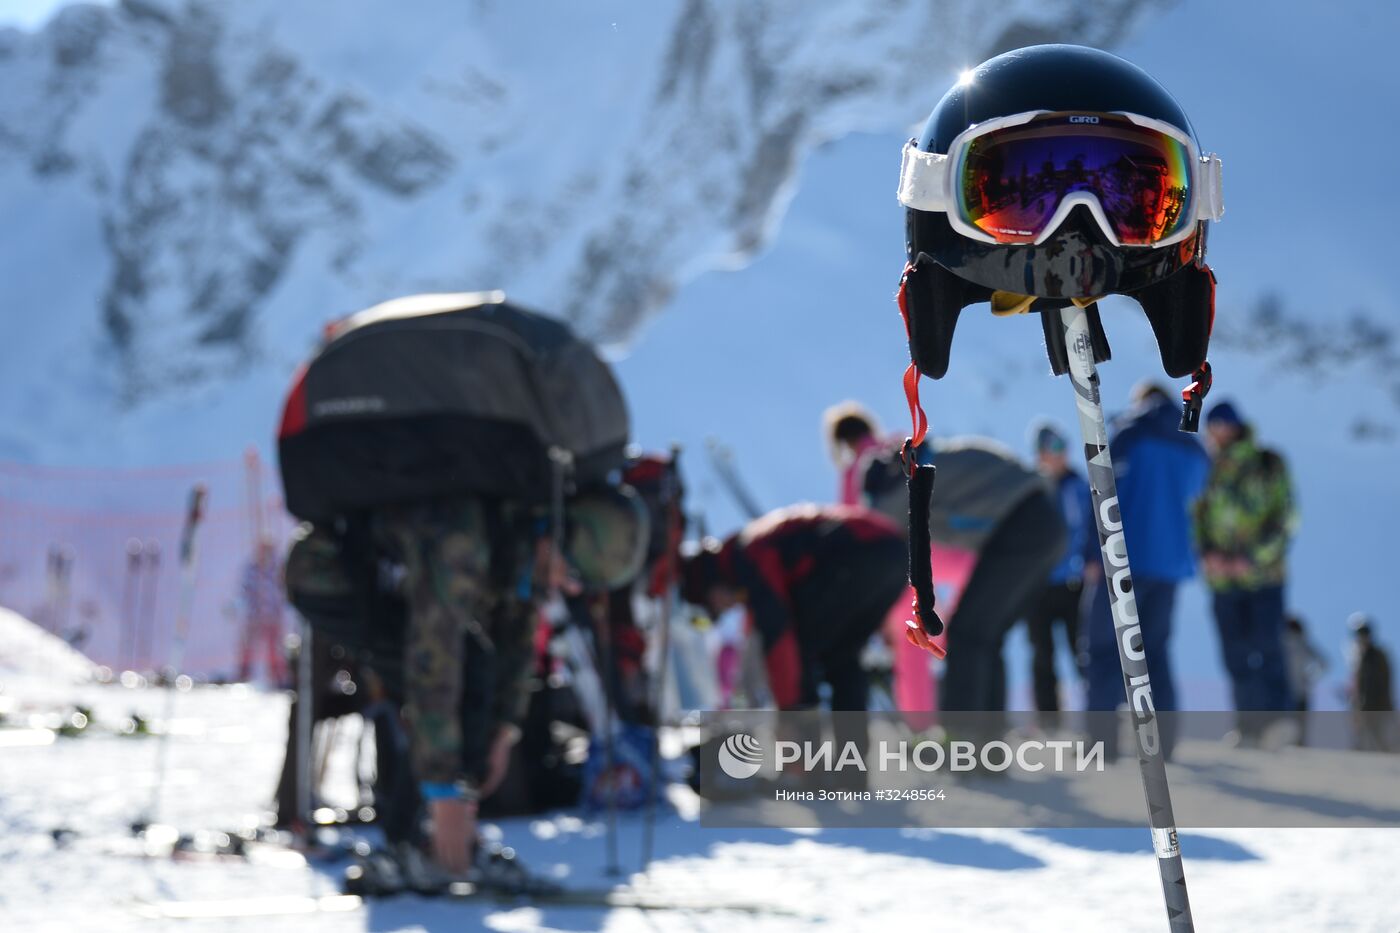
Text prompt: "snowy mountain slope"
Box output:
[[0, 0, 1161, 461]]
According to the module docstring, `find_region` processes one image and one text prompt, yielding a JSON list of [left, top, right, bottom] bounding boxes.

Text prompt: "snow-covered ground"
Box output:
[[2, 615, 1396, 933]]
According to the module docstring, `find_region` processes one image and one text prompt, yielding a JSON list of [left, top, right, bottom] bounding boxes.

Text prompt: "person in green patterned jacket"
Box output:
[[372, 497, 552, 878], [1194, 400, 1299, 737], [283, 484, 646, 888]]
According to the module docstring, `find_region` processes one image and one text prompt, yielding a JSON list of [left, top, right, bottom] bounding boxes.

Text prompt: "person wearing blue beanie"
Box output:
[[1205, 400, 1244, 430]]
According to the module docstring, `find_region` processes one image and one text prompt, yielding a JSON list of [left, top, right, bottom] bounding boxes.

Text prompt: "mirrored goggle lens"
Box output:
[[955, 113, 1193, 246]]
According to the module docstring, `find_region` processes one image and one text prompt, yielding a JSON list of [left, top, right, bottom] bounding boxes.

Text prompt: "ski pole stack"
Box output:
[[133, 485, 208, 837]]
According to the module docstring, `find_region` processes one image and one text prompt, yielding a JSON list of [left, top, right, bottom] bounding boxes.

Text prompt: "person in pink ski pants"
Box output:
[[825, 402, 1065, 726], [239, 539, 289, 686]]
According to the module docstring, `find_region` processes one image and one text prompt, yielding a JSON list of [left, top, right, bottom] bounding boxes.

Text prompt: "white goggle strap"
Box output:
[[1195, 153, 1224, 221], [897, 141, 950, 212]]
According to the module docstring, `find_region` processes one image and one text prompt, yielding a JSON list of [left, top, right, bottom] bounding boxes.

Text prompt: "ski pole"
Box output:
[[295, 614, 314, 837], [641, 445, 682, 873], [55, 546, 74, 640], [1059, 304, 1194, 931], [44, 545, 59, 635], [121, 539, 142, 671], [134, 485, 207, 835], [590, 597, 623, 877], [315, 716, 339, 809], [244, 447, 265, 551], [704, 438, 763, 520], [138, 541, 162, 671]]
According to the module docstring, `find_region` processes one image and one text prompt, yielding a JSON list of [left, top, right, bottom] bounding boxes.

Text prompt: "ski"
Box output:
[[113, 839, 310, 869], [132, 894, 364, 921], [124, 837, 799, 916], [426, 880, 797, 913], [3, 703, 151, 739], [54, 823, 355, 869], [133, 885, 797, 920]]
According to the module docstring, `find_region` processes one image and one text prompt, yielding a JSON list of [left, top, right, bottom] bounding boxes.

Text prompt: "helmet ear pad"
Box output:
[[1130, 261, 1216, 378], [902, 256, 992, 380]]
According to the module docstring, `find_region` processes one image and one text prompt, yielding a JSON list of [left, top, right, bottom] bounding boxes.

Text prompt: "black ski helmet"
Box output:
[[900, 45, 1220, 381]]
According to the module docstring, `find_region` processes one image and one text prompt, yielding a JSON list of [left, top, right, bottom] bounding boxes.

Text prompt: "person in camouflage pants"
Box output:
[[374, 496, 549, 875], [1195, 401, 1299, 736]]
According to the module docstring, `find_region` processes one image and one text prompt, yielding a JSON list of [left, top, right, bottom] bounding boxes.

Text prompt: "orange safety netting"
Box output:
[[0, 452, 296, 677]]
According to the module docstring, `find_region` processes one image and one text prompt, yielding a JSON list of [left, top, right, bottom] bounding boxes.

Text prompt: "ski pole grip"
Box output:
[[906, 461, 943, 638]]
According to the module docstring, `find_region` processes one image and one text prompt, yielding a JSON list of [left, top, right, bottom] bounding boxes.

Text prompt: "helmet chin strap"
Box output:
[[896, 264, 945, 658]]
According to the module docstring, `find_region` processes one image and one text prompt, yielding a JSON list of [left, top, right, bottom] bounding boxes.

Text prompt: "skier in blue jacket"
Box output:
[[1026, 423, 1098, 726], [1082, 385, 1210, 749]]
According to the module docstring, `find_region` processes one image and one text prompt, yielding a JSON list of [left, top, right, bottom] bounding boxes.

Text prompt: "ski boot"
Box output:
[[392, 841, 457, 896], [472, 841, 562, 898], [343, 843, 411, 897]]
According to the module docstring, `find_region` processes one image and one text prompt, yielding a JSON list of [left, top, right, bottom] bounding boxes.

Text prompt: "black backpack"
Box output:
[[277, 292, 630, 522], [861, 440, 925, 527], [860, 437, 1048, 551], [283, 520, 408, 696]]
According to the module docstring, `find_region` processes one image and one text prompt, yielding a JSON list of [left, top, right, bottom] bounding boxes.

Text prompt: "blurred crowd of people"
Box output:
[[237, 299, 1394, 886], [820, 388, 1393, 753]]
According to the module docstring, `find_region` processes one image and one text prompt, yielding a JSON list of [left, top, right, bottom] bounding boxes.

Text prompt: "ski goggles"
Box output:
[[898, 111, 1223, 248]]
